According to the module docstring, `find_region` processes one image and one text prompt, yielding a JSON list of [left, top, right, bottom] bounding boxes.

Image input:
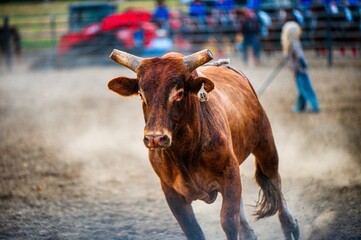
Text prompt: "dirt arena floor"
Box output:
[[0, 52, 360, 240]]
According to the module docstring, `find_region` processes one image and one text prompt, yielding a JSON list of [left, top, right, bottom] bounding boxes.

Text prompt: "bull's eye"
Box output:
[[138, 92, 144, 101], [174, 90, 184, 102], [177, 91, 184, 98]]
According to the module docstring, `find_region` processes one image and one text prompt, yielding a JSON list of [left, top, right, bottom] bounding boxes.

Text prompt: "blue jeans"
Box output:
[[241, 35, 260, 64], [294, 72, 320, 112]]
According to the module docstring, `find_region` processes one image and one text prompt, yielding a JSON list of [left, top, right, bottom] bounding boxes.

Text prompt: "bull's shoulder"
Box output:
[[198, 66, 260, 113], [198, 66, 256, 99]]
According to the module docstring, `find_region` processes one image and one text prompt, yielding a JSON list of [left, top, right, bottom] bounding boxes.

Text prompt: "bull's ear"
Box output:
[[187, 77, 215, 93], [108, 76, 139, 96], [187, 77, 214, 102]]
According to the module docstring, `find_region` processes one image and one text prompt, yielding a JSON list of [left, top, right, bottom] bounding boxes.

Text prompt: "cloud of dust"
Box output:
[[3, 66, 358, 240], [273, 121, 361, 187], [1, 68, 149, 188], [57, 104, 148, 186]]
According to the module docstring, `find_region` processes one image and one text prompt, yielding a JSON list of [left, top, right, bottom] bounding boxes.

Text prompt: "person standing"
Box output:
[[152, 0, 170, 29], [281, 21, 320, 113], [188, 0, 207, 26], [0, 16, 21, 72], [237, 8, 261, 65]]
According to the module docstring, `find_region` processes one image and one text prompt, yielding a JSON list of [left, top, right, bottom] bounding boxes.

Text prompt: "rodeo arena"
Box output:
[[0, 0, 360, 239]]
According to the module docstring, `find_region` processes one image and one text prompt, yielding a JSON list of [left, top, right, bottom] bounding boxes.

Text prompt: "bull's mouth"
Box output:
[[143, 134, 171, 149]]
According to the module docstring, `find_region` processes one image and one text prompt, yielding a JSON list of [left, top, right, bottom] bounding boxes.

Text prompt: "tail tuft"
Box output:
[[254, 164, 283, 220]]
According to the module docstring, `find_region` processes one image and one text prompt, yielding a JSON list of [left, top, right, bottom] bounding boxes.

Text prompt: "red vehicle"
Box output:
[[57, 3, 158, 58]]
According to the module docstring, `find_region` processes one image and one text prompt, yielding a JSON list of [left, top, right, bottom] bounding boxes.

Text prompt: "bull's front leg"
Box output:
[[161, 181, 205, 240], [221, 160, 241, 240]]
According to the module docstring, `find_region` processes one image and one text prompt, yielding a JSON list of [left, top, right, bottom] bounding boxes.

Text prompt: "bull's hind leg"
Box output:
[[278, 196, 300, 240], [253, 134, 299, 240]]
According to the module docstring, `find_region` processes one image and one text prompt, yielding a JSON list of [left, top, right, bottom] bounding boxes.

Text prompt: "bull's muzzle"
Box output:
[[143, 134, 171, 149]]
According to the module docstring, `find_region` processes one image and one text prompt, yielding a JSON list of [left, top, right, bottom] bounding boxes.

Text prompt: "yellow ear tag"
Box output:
[[197, 83, 208, 102]]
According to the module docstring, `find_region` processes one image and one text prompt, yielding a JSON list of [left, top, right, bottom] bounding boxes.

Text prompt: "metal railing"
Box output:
[[3, 13, 67, 49], [1, 4, 360, 70]]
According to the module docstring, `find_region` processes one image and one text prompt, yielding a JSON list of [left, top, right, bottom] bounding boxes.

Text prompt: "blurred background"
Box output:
[[0, 0, 360, 69], [0, 1, 360, 240]]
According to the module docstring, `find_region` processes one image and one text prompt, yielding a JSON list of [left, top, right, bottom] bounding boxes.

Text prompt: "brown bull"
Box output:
[[108, 49, 299, 240]]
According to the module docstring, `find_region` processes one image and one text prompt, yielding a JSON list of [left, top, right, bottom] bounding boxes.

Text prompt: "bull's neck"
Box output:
[[167, 95, 204, 159], [161, 96, 212, 188]]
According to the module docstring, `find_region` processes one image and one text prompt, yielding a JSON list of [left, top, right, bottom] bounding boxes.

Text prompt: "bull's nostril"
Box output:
[[159, 135, 170, 146], [143, 136, 151, 146], [143, 134, 171, 148]]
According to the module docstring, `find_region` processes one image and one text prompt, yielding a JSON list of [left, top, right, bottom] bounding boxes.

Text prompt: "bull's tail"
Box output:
[[254, 162, 284, 220]]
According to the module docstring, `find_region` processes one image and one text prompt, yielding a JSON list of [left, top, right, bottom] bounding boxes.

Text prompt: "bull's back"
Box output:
[[199, 66, 266, 161]]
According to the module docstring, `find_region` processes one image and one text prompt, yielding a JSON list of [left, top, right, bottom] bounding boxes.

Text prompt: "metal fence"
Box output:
[[1, 4, 360, 70], [1, 13, 67, 49]]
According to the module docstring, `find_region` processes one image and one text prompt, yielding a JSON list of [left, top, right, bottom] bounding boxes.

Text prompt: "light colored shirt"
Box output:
[[288, 40, 308, 73]]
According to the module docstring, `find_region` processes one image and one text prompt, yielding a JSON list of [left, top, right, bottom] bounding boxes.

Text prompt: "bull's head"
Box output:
[[108, 49, 214, 149]]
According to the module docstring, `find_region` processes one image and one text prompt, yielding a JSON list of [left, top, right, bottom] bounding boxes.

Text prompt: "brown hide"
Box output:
[[108, 50, 299, 240], [145, 64, 267, 203], [109, 54, 269, 202]]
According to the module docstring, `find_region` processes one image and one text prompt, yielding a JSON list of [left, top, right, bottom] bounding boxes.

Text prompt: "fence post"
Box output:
[[326, 8, 333, 66], [49, 14, 57, 64], [50, 14, 57, 50]]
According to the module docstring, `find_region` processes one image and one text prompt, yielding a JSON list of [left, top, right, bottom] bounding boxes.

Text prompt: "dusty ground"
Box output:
[[0, 52, 360, 240]]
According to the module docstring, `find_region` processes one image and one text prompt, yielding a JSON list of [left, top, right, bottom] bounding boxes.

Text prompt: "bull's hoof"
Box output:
[[283, 219, 299, 240], [291, 219, 300, 240], [239, 229, 258, 240]]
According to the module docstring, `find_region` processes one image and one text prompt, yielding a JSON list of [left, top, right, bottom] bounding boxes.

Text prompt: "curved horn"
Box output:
[[109, 49, 144, 72], [183, 49, 214, 72]]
